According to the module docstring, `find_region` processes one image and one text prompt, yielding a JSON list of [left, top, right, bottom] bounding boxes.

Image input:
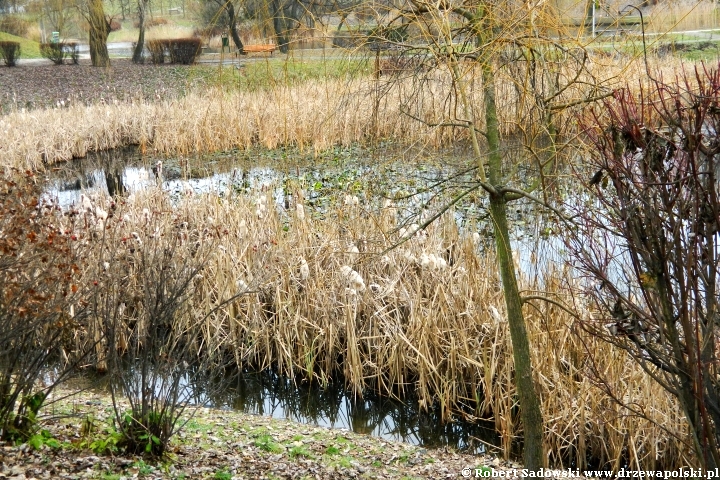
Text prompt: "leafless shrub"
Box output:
[[570, 65, 720, 469]]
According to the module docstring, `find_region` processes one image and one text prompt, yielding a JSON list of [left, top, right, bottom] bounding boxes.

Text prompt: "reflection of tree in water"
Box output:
[[205, 370, 501, 454]]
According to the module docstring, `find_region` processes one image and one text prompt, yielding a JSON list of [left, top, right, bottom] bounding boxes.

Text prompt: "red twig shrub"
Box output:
[[570, 64, 720, 468]]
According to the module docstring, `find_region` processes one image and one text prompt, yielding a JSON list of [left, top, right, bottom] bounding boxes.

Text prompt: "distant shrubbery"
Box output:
[[0, 15, 30, 38], [0, 41, 20, 66], [40, 42, 78, 65], [146, 38, 201, 65], [134, 17, 168, 29]]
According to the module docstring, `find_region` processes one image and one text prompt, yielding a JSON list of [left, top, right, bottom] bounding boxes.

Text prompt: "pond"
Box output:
[[43, 144, 564, 457], [44, 145, 565, 281]]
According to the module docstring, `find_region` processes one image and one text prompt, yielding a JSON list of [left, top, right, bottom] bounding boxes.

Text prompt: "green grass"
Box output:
[[254, 434, 284, 454], [0, 31, 41, 59], [184, 57, 371, 92]]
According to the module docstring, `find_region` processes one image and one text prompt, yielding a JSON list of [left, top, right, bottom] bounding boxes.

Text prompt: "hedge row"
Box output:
[[40, 42, 79, 65], [145, 38, 201, 65]]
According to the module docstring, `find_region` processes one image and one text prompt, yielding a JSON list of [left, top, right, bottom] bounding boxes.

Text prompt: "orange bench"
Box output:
[[241, 44, 277, 55]]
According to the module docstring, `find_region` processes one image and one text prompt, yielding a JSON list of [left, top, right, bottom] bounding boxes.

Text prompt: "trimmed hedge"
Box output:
[[146, 38, 201, 65], [168, 38, 201, 64], [0, 41, 20, 67], [40, 43, 79, 65], [146, 39, 165, 64]]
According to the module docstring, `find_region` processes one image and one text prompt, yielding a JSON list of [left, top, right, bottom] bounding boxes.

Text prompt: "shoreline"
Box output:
[[0, 384, 519, 479]]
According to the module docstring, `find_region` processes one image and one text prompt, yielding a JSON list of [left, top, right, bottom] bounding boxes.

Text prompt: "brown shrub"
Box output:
[[0, 15, 29, 37], [168, 38, 201, 65], [134, 17, 169, 28], [0, 41, 20, 66]]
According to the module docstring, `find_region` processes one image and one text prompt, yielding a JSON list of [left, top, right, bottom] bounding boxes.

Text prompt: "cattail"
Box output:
[[340, 265, 365, 292], [95, 206, 108, 222], [238, 219, 248, 238], [489, 305, 504, 323], [296, 203, 305, 220], [299, 257, 310, 280], [80, 194, 93, 213]]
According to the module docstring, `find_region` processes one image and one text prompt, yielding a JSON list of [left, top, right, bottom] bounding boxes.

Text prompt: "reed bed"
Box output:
[[646, 1, 719, 34], [0, 54, 649, 172], [55, 182, 690, 469]]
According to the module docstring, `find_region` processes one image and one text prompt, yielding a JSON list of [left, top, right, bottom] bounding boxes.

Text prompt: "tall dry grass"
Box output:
[[4, 52, 702, 467], [646, 1, 718, 34], [0, 54, 650, 172], [56, 182, 690, 469]]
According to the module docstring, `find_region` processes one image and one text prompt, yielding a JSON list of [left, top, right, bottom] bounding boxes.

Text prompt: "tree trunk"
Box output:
[[88, 0, 110, 67], [132, 0, 148, 63], [483, 63, 545, 470], [225, 2, 244, 51], [270, 0, 289, 53]]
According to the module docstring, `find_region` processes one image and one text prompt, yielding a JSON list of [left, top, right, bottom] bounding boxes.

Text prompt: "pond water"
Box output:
[[44, 145, 562, 456], [44, 145, 565, 281], [199, 370, 503, 455]]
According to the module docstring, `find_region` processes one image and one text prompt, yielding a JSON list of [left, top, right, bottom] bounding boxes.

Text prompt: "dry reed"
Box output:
[[4, 52, 704, 468], [0, 54, 652, 172], [55, 182, 690, 469]]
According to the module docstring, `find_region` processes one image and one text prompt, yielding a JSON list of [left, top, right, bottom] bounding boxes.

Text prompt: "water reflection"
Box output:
[[206, 370, 501, 455]]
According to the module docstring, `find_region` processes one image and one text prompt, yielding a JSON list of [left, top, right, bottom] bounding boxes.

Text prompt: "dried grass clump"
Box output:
[[52, 183, 690, 469]]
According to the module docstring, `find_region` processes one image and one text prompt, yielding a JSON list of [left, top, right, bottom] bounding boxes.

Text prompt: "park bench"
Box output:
[[241, 44, 276, 55]]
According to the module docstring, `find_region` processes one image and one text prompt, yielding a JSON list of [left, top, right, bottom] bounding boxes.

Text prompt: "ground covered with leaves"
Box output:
[[0, 59, 215, 113], [0, 385, 516, 479]]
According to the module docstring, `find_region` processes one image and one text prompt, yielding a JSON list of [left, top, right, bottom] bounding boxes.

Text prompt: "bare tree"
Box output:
[[370, 0, 617, 468]]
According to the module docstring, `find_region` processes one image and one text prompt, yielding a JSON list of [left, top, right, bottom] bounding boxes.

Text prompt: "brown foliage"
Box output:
[[0, 171, 90, 440]]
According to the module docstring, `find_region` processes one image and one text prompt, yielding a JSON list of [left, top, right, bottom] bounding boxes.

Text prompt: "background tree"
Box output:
[[132, 0, 150, 62], [36, 0, 79, 39], [86, 0, 110, 66], [200, 0, 244, 51]]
